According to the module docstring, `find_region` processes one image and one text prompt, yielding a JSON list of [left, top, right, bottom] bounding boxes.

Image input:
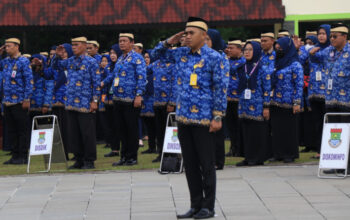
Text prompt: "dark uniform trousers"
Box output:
[[178, 123, 216, 211], [214, 119, 225, 168], [67, 110, 97, 162], [52, 106, 69, 158], [154, 106, 168, 155], [114, 101, 140, 160], [142, 116, 157, 151], [105, 104, 120, 151], [309, 99, 326, 153], [4, 104, 29, 159], [225, 101, 240, 154]]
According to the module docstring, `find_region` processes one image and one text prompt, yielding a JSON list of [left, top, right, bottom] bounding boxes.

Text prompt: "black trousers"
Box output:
[[142, 116, 157, 151], [67, 110, 97, 162], [154, 106, 168, 155], [271, 106, 299, 160], [310, 99, 326, 153], [241, 118, 270, 163], [4, 104, 29, 159], [326, 106, 350, 167], [52, 106, 69, 156], [178, 123, 216, 210], [214, 119, 225, 168], [114, 101, 140, 160], [225, 101, 240, 154], [105, 104, 120, 151]]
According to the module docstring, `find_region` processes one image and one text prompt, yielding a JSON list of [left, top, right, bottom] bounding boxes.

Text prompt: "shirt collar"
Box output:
[[263, 47, 274, 55], [188, 44, 208, 56]]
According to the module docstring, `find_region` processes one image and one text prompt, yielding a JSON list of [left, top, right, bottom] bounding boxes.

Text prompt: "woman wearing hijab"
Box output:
[[102, 45, 122, 157], [307, 24, 331, 158], [140, 50, 157, 154], [206, 29, 230, 170], [271, 37, 304, 163], [235, 41, 271, 166]]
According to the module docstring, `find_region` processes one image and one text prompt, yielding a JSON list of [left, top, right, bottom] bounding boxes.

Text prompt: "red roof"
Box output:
[[0, 0, 285, 26]]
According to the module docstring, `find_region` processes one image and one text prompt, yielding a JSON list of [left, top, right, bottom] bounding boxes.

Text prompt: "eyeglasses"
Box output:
[[330, 34, 340, 39], [243, 48, 253, 52]]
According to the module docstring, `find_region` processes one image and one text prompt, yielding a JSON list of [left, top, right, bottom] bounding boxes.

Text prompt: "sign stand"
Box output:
[[159, 113, 183, 174], [318, 113, 350, 179], [27, 115, 68, 173]]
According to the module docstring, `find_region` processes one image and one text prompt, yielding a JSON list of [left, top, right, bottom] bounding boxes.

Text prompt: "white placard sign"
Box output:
[[162, 127, 182, 154], [319, 123, 350, 169], [29, 129, 54, 156]]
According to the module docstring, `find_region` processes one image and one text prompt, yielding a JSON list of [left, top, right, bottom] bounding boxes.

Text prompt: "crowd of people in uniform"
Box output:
[[1, 16, 350, 218]]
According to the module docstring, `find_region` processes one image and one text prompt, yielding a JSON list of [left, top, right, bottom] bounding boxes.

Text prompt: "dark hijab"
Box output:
[[274, 37, 299, 72], [316, 24, 331, 49]]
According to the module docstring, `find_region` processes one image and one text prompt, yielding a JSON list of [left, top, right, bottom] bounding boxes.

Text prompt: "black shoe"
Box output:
[[193, 208, 215, 219], [323, 169, 348, 174], [225, 150, 233, 157], [141, 149, 156, 154], [283, 158, 294, 163], [215, 165, 224, 170], [3, 158, 14, 165], [70, 156, 77, 161], [248, 161, 264, 166], [152, 156, 161, 163], [81, 161, 95, 169], [9, 158, 27, 165], [177, 208, 200, 219], [268, 157, 283, 162], [300, 147, 311, 153], [112, 158, 126, 166], [104, 151, 119, 157], [125, 159, 137, 166], [69, 161, 84, 169], [103, 144, 111, 149], [236, 160, 248, 167]]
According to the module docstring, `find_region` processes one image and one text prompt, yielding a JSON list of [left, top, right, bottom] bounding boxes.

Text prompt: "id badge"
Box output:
[[64, 70, 68, 77], [114, 77, 119, 87], [101, 94, 106, 102], [316, 71, 322, 81], [190, 73, 197, 86], [244, 89, 251, 100], [328, 79, 333, 90], [109, 86, 113, 94], [11, 71, 16, 78]]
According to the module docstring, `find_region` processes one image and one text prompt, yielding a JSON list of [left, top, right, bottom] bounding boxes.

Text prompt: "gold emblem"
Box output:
[[118, 87, 124, 93], [31, 100, 35, 104], [220, 62, 224, 69], [80, 65, 85, 70], [127, 57, 132, 62], [293, 73, 297, 79], [269, 55, 274, 60], [53, 96, 56, 100], [177, 77, 182, 85], [339, 89, 346, 96], [266, 74, 271, 80], [30, 79, 34, 84], [161, 92, 167, 97], [278, 74, 283, 80], [181, 56, 187, 62], [74, 97, 80, 103], [4, 64, 7, 69], [223, 88, 227, 93], [310, 68, 313, 72], [198, 59, 204, 68], [153, 76, 156, 81], [327, 91, 331, 95], [63, 96, 67, 101], [136, 59, 141, 64], [320, 84, 325, 90], [166, 63, 171, 67], [177, 103, 181, 110], [338, 71, 345, 77], [343, 52, 349, 58], [310, 84, 313, 89], [232, 76, 237, 80], [138, 75, 143, 79], [232, 90, 237, 95], [121, 71, 126, 76], [251, 90, 256, 93], [13, 64, 17, 70], [70, 65, 73, 69], [225, 72, 229, 77], [192, 85, 200, 89], [264, 91, 269, 96], [96, 70, 100, 74], [249, 105, 255, 111], [235, 63, 239, 66], [190, 105, 199, 113], [76, 81, 82, 86], [10, 80, 16, 85], [161, 76, 167, 81], [276, 92, 282, 98]]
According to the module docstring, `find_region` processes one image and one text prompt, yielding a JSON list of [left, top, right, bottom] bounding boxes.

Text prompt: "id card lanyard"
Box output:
[[244, 59, 261, 99], [327, 49, 343, 90]]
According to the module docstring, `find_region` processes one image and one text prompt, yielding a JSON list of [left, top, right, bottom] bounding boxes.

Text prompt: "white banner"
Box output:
[[162, 127, 182, 154], [319, 123, 350, 169], [29, 129, 54, 156]]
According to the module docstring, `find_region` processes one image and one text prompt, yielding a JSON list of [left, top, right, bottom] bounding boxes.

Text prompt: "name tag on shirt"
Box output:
[[316, 71, 322, 81], [64, 70, 68, 77], [190, 73, 197, 86], [328, 79, 333, 90], [114, 77, 119, 87], [11, 71, 16, 78], [244, 89, 251, 100]]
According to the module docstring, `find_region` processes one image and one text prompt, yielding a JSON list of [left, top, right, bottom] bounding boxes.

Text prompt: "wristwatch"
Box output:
[[214, 115, 222, 122]]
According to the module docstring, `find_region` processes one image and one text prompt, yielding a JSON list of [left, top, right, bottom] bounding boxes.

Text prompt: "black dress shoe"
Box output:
[[225, 149, 233, 157], [112, 158, 126, 166], [3, 158, 14, 165], [103, 144, 111, 148], [248, 161, 264, 166], [69, 161, 84, 169], [141, 149, 156, 154], [70, 156, 77, 161], [193, 208, 215, 219], [9, 158, 27, 165], [104, 151, 119, 157], [215, 165, 224, 170], [152, 156, 161, 163], [283, 158, 294, 163], [177, 208, 200, 219], [81, 161, 95, 169], [236, 160, 248, 167], [125, 159, 137, 166]]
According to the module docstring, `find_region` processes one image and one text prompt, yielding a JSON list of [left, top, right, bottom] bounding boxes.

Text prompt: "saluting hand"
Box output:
[[166, 31, 185, 45], [309, 47, 320, 55], [209, 120, 222, 133], [134, 96, 142, 108], [90, 102, 98, 112]]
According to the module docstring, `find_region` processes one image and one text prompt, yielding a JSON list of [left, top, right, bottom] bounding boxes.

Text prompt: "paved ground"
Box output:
[[0, 165, 349, 220]]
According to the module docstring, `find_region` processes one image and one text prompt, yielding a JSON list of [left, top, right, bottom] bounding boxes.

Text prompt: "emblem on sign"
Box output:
[[171, 129, 178, 142], [38, 132, 46, 144], [329, 128, 342, 148]]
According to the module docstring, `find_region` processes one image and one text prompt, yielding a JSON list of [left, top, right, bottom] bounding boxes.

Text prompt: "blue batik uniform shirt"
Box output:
[[151, 42, 229, 126], [227, 56, 246, 102]]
